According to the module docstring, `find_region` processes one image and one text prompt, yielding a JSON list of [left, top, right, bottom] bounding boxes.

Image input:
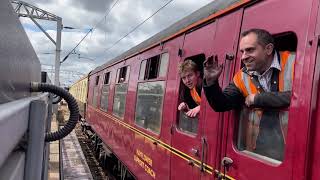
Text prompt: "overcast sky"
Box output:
[[18, 0, 212, 86]]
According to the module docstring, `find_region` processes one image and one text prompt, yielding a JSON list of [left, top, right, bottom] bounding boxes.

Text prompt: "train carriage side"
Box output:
[[84, 0, 320, 179], [84, 1, 241, 179], [207, 0, 320, 180], [86, 42, 180, 179]]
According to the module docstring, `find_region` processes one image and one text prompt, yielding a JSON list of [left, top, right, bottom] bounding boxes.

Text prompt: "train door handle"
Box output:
[[225, 53, 235, 61], [191, 148, 199, 157], [200, 137, 207, 172], [221, 157, 233, 171]]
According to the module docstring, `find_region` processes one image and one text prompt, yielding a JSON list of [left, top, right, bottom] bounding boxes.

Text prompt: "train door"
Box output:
[[131, 51, 172, 180], [219, 0, 313, 179], [306, 7, 320, 177], [200, 10, 243, 180], [170, 22, 217, 180], [308, 38, 320, 180]]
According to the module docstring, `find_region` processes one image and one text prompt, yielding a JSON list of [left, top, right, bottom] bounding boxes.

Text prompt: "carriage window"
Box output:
[[139, 60, 147, 80], [177, 54, 205, 135], [92, 75, 100, 108], [236, 32, 297, 162], [113, 83, 128, 118], [104, 72, 111, 85], [135, 81, 165, 134], [139, 53, 169, 80], [159, 53, 169, 77], [101, 72, 111, 111], [95, 76, 99, 85], [113, 66, 130, 118], [117, 66, 130, 83]]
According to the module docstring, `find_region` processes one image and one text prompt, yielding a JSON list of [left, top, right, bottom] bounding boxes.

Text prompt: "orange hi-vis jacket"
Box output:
[[233, 51, 295, 150], [190, 87, 201, 105]]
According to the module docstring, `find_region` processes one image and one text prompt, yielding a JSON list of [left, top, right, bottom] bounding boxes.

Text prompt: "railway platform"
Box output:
[[49, 112, 93, 180]]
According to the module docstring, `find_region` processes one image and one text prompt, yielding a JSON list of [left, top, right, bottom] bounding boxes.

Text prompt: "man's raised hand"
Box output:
[[203, 55, 223, 86]]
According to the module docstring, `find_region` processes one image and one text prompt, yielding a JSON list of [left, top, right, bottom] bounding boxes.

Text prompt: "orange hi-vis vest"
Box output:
[[233, 51, 295, 150], [190, 87, 201, 105]]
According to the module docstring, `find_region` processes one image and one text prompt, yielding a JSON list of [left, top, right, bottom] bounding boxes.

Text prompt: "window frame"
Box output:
[[116, 66, 130, 84], [112, 66, 130, 119], [175, 54, 206, 136], [134, 52, 169, 135], [138, 52, 169, 82], [234, 31, 298, 163], [134, 80, 166, 135], [92, 75, 100, 107], [99, 71, 111, 112], [103, 71, 111, 85]]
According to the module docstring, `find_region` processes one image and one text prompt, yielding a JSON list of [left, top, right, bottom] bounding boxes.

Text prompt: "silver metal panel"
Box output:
[[0, 151, 25, 180], [25, 100, 48, 180], [0, 94, 48, 168], [0, 0, 41, 104], [42, 95, 53, 180]]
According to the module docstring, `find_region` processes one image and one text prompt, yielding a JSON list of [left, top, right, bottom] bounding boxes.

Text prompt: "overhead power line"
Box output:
[[101, 0, 174, 56], [94, 0, 120, 30], [61, 0, 120, 64], [60, 28, 93, 64], [62, 0, 173, 63]]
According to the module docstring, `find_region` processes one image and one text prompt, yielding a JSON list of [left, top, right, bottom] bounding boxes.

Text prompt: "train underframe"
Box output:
[[80, 119, 136, 180]]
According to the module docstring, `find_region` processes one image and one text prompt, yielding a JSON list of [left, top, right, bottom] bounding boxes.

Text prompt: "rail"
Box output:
[[0, 93, 52, 180]]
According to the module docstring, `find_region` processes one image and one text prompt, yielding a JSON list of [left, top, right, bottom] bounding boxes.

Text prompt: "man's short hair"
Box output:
[[178, 59, 198, 75], [241, 28, 275, 47]]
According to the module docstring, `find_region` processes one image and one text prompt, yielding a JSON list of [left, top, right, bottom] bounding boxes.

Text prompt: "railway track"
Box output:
[[74, 124, 110, 180]]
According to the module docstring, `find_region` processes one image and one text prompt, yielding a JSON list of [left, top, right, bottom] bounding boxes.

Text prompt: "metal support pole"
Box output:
[[11, 1, 63, 86], [55, 18, 62, 86], [25, 100, 48, 180], [42, 95, 53, 180]]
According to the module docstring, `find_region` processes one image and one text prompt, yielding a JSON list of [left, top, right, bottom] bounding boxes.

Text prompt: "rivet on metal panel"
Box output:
[[190, 148, 199, 157], [153, 141, 158, 145], [309, 40, 313, 46], [188, 159, 195, 166]]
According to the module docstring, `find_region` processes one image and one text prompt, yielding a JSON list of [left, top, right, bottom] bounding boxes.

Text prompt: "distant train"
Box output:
[[69, 75, 88, 118], [70, 0, 320, 179]]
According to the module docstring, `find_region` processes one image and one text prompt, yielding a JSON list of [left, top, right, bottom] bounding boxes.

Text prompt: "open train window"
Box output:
[[236, 31, 297, 162], [177, 54, 205, 135], [95, 75, 99, 85], [113, 66, 130, 119], [104, 72, 111, 85], [117, 66, 130, 83], [139, 52, 169, 80], [101, 72, 111, 111]]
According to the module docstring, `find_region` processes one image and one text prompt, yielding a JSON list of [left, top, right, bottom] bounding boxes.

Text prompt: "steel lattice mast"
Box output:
[[11, 0, 62, 86]]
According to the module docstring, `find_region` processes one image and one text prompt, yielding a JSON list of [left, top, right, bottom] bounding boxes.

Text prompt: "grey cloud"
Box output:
[[70, 0, 113, 13], [19, 0, 213, 86]]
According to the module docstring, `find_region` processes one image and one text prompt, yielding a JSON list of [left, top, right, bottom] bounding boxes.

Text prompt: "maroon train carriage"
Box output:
[[77, 0, 320, 179]]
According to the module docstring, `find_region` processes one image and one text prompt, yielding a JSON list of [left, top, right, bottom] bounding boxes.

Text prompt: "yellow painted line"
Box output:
[[90, 106, 213, 171], [215, 170, 235, 180], [88, 106, 236, 178]]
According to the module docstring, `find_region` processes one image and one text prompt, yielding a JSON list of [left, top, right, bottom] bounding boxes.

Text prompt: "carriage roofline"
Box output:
[[70, 74, 88, 87], [90, 0, 251, 75]]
